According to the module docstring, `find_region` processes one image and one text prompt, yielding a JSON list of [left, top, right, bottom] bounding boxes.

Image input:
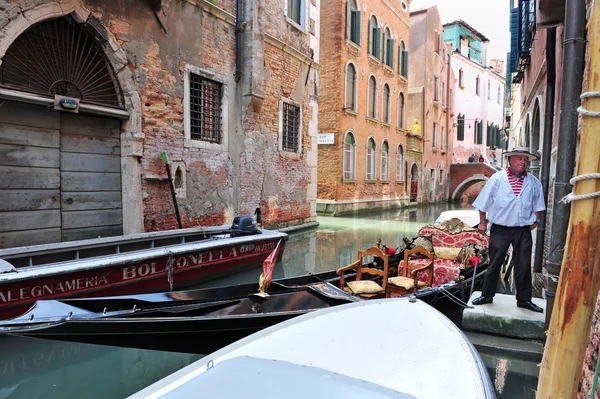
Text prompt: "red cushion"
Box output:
[[418, 228, 489, 248], [398, 259, 461, 287]]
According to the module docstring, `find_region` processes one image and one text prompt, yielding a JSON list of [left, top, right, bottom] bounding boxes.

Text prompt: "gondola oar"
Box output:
[[160, 150, 182, 229]]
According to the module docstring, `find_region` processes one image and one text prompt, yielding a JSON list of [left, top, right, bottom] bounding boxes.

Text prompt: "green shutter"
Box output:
[[388, 39, 395, 67], [351, 11, 361, 44], [401, 51, 409, 77], [374, 28, 381, 59]]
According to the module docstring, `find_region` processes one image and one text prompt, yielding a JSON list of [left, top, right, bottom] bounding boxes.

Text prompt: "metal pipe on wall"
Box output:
[[544, 0, 587, 323], [234, 0, 243, 83], [534, 27, 556, 275]]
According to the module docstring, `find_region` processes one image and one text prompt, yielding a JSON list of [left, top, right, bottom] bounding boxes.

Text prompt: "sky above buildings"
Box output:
[[411, 0, 510, 64]]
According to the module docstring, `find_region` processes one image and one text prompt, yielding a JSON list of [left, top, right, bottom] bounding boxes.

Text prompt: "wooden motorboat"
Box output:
[[128, 298, 496, 399], [0, 216, 288, 320]]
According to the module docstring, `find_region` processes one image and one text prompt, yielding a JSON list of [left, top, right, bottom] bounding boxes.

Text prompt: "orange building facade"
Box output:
[[317, 0, 412, 215]]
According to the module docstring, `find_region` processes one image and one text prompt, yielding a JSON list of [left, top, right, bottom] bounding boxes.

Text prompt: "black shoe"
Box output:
[[517, 300, 544, 313], [471, 296, 493, 305]]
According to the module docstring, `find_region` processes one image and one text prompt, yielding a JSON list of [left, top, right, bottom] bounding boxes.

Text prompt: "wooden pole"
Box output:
[[537, 1, 600, 396]]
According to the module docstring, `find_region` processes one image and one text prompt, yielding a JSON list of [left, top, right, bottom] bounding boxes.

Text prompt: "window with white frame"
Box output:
[[382, 84, 390, 123], [345, 63, 357, 110], [396, 145, 404, 182], [343, 132, 356, 180], [434, 77, 439, 102], [368, 16, 381, 59], [368, 76, 377, 118], [286, 0, 305, 27], [398, 92, 405, 128], [442, 82, 446, 106], [398, 41, 408, 78], [366, 138, 376, 180], [279, 98, 301, 153], [432, 122, 438, 148], [185, 67, 224, 145], [441, 126, 446, 151], [381, 141, 389, 181], [346, 0, 361, 45]]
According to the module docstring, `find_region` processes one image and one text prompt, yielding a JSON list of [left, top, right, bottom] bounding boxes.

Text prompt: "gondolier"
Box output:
[[470, 146, 546, 312]]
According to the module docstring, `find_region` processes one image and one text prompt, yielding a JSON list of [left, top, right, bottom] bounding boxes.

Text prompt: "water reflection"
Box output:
[[0, 335, 201, 399]]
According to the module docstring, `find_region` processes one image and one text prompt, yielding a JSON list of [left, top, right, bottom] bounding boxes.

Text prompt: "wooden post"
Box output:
[[536, 1, 600, 396]]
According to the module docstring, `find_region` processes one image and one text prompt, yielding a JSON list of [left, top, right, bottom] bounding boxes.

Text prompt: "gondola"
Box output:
[[0, 261, 487, 354]]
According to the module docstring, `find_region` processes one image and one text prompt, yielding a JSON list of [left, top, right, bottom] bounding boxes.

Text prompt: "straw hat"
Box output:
[[503, 146, 538, 160]]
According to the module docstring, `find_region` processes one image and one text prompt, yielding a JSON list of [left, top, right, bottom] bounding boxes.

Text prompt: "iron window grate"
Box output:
[[282, 102, 300, 153], [189, 73, 223, 143]]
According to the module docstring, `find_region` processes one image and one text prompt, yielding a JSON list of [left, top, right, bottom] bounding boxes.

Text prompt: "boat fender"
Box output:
[[0, 259, 17, 274]]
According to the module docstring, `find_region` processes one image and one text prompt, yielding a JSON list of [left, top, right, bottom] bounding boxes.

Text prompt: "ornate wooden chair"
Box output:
[[386, 245, 434, 297], [336, 246, 389, 298]]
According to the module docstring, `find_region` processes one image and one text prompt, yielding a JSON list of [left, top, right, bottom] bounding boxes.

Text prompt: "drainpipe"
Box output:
[[234, 0, 243, 83], [544, 0, 586, 326], [533, 27, 555, 275]]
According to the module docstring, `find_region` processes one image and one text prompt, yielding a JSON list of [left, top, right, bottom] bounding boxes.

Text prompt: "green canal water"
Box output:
[[0, 202, 538, 398]]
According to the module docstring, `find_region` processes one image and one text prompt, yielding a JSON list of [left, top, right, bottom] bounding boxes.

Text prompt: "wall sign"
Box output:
[[318, 133, 335, 145]]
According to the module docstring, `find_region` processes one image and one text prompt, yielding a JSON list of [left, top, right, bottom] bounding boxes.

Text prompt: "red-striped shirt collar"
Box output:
[[506, 167, 527, 179]]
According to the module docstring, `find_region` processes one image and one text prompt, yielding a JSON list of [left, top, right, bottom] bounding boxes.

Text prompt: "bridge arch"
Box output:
[[451, 174, 489, 200]]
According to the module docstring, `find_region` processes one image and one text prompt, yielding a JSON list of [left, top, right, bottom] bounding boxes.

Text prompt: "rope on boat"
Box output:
[[438, 286, 473, 309], [558, 173, 600, 204]]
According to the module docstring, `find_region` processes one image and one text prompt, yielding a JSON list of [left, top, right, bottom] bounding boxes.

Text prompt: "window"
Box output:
[[383, 28, 394, 68], [287, 0, 303, 25], [346, 0, 361, 45], [368, 76, 377, 118], [497, 86, 502, 104], [487, 80, 491, 100], [396, 145, 404, 182], [345, 63, 357, 110], [435, 31, 440, 53], [442, 82, 446, 106], [366, 138, 376, 180], [458, 69, 463, 87], [343, 132, 356, 180], [475, 76, 480, 95], [398, 92, 405, 128], [441, 126, 446, 151], [439, 169, 444, 184], [475, 120, 483, 144], [457, 114, 464, 141], [382, 84, 390, 123], [434, 77, 439, 102], [398, 41, 408, 78], [368, 16, 381, 59], [280, 99, 301, 152], [401, 1, 407, 12], [432, 122, 438, 148], [188, 72, 223, 143], [381, 141, 390, 181]]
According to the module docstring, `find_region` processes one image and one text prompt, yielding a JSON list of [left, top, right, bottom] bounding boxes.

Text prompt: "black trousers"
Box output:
[[481, 224, 533, 301]]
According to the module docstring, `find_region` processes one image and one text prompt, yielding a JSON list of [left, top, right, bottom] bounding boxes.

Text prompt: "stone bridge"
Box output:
[[449, 163, 500, 201]]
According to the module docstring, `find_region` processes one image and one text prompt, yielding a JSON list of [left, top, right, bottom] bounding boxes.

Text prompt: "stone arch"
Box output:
[[0, 0, 144, 233], [451, 174, 489, 201], [530, 98, 542, 176]]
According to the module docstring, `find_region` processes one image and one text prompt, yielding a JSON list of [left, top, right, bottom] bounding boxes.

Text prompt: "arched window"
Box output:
[[343, 132, 356, 180], [368, 16, 381, 59], [366, 138, 376, 180], [398, 41, 408, 78], [396, 145, 404, 182], [368, 76, 377, 118], [383, 27, 394, 67], [345, 63, 357, 111], [398, 92, 405, 128], [382, 84, 390, 123], [346, 0, 361, 45], [381, 140, 389, 180]]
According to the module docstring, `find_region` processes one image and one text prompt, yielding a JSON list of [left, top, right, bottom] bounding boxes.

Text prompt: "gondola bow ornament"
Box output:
[[258, 239, 283, 295]]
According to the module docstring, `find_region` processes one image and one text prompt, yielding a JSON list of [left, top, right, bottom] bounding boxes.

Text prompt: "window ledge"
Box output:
[[286, 18, 308, 35], [381, 121, 391, 128], [432, 148, 438, 153], [383, 64, 394, 72], [184, 139, 225, 151], [365, 179, 378, 184], [366, 116, 379, 124], [368, 54, 382, 64], [279, 150, 302, 160], [433, 101, 439, 108], [344, 108, 359, 116], [345, 39, 361, 50], [396, 180, 405, 184], [342, 179, 357, 184], [380, 180, 390, 184], [397, 127, 408, 133], [398, 74, 408, 82]]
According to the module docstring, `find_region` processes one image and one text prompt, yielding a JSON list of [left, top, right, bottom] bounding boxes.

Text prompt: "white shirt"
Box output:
[[473, 169, 546, 227]]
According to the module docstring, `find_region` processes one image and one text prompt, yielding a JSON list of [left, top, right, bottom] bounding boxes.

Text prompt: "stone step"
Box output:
[[463, 291, 547, 341]]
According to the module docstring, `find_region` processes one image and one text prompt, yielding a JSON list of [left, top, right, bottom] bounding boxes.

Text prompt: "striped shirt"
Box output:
[[506, 167, 526, 196]]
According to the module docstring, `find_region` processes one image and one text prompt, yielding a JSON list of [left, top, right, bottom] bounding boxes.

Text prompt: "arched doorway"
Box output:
[[0, 15, 127, 248], [410, 164, 419, 202]]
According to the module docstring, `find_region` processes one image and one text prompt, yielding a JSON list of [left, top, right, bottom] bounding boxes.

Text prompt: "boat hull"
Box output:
[[0, 227, 287, 320]]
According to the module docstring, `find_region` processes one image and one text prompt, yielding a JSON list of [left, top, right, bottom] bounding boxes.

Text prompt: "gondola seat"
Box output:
[[398, 219, 489, 288], [386, 246, 433, 297], [336, 246, 389, 298]]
